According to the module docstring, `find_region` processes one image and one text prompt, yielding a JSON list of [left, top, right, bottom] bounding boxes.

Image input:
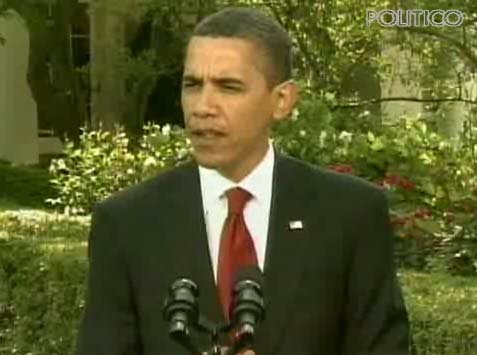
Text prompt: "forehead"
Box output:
[[183, 36, 265, 77]]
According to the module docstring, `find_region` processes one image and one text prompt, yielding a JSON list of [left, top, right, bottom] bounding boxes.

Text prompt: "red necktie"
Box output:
[[217, 187, 258, 320]]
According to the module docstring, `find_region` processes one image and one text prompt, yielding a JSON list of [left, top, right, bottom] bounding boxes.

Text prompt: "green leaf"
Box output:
[[370, 137, 385, 151], [415, 219, 441, 235]]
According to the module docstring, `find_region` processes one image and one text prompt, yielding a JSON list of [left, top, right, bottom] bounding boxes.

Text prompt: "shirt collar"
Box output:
[[199, 141, 275, 206]]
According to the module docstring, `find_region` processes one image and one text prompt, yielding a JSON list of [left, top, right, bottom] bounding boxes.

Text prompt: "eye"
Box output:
[[182, 78, 203, 89], [222, 84, 241, 92]]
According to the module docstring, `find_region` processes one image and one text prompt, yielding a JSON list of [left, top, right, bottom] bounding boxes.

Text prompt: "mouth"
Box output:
[[189, 129, 226, 141]]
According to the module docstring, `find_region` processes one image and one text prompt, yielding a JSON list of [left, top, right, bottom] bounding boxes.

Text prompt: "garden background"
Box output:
[[1, 0, 477, 354]]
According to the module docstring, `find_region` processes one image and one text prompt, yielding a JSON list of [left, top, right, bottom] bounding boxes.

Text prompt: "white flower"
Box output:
[[143, 156, 157, 168], [291, 108, 299, 121], [319, 130, 328, 147], [338, 131, 353, 143], [161, 124, 171, 136]]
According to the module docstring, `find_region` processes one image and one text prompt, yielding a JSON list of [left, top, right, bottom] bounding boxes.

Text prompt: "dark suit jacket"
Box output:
[[75, 151, 413, 355]]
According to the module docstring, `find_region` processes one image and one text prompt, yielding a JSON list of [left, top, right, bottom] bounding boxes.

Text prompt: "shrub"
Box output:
[[47, 124, 190, 215], [0, 210, 88, 355], [400, 271, 477, 355]]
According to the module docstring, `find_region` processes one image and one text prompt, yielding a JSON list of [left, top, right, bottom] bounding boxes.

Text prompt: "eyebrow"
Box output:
[[182, 74, 245, 86]]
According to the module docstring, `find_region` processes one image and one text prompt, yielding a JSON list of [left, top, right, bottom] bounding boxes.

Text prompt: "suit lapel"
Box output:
[[168, 162, 224, 325], [255, 151, 314, 354]]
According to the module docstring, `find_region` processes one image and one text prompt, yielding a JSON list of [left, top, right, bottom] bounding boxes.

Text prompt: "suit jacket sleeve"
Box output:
[[342, 189, 415, 355], [75, 203, 141, 355]]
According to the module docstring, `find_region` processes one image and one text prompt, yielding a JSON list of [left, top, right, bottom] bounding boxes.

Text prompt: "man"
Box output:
[[76, 6, 413, 355]]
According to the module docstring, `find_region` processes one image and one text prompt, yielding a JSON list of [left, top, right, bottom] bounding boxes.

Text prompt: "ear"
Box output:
[[271, 80, 299, 122]]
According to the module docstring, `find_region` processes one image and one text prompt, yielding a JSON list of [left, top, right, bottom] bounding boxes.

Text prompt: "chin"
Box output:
[[192, 151, 226, 170]]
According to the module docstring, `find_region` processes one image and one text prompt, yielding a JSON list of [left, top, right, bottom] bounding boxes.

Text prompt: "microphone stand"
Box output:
[[163, 272, 264, 355], [195, 315, 225, 355], [223, 324, 254, 355], [180, 315, 251, 355]]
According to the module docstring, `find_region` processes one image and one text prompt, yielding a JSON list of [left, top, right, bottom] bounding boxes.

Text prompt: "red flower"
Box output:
[[383, 173, 416, 190], [445, 213, 455, 223], [390, 216, 407, 226], [414, 209, 432, 219], [328, 164, 354, 174]]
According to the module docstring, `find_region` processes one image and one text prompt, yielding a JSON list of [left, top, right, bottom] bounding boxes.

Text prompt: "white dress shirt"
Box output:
[[198, 142, 275, 281]]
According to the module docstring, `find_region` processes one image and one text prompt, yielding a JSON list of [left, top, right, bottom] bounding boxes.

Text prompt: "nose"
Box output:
[[192, 85, 217, 118]]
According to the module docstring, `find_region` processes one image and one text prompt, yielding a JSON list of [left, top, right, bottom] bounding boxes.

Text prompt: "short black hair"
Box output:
[[189, 7, 293, 87]]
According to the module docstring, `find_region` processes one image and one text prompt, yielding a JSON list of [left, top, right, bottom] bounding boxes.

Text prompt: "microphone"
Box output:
[[162, 278, 202, 354], [227, 266, 265, 354]]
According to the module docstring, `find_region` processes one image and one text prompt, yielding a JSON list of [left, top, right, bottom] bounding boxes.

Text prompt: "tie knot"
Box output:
[[225, 187, 252, 215]]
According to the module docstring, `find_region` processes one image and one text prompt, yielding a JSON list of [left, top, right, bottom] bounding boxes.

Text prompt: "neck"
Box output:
[[219, 140, 270, 183]]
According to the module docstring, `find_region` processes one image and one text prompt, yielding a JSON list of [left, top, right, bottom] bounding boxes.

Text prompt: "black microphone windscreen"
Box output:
[[233, 265, 263, 287]]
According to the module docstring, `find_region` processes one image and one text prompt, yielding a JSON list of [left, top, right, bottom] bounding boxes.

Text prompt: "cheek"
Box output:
[[244, 97, 274, 126], [181, 99, 195, 125], [180, 94, 189, 112], [228, 107, 272, 141]]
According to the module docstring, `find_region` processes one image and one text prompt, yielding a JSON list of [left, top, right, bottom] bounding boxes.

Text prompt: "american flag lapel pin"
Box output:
[[288, 220, 303, 230]]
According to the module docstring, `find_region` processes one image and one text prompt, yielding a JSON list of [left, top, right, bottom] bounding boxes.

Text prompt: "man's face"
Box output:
[[181, 36, 286, 181]]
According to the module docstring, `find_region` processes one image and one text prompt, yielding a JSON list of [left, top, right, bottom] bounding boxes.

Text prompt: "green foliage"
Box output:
[[273, 113, 477, 275], [0, 3, 9, 45], [401, 271, 477, 355], [47, 124, 191, 215], [0, 160, 56, 209], [0, 210, 88, 355], [1, 210, 476, 355]]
